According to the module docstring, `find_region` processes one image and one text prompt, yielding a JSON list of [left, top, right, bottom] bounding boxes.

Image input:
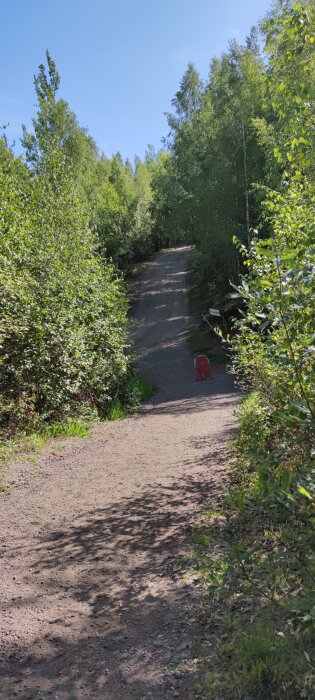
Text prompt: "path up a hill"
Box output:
[[0, 246, 238, 699]]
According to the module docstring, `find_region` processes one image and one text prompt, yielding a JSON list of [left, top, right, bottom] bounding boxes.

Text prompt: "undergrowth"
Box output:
[[191, 392, 315, 699], [109, 370, 156, 420]]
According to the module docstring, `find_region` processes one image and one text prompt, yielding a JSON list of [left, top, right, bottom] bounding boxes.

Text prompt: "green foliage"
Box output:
[[262, 0, 315, 175], [0, 137, 130, 435], [148, 149, 182, 250], [191, 390, 315, 698], [21, 50, 98, 176], [225, 11, 315, 591], [229, 2, 315, 510], [125, 372, 156, 403], [231, 181, 315, 497], [116, 370, 156, 410], [152, 1, 314, 310], [236, 392, 270, 448], [40, 419, 90, 439], [106, 400, 126, 421], [95, 153, 154, 270], [102, 371, 156, 421], [152, 41, 267, 299]]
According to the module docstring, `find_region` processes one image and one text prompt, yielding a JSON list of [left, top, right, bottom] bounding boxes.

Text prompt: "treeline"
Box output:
[[0, 55, 164, 436], [154, 2, 314, 299], [20, 54, 160, 272], [152, 36, 268, 298]]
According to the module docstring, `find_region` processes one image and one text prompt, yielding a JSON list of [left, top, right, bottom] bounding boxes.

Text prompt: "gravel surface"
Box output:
[[0, 246, 239, 699]]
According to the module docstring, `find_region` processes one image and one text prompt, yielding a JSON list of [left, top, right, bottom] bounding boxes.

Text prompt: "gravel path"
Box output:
[[0, 246, 239, 699]]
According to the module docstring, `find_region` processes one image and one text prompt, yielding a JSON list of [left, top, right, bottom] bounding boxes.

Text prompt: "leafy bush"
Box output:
[[0, 52, 160, 439], [230, 181, 315, 517]]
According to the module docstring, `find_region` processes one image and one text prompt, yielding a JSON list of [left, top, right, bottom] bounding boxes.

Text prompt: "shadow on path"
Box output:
[[1, 472, 226, 699]]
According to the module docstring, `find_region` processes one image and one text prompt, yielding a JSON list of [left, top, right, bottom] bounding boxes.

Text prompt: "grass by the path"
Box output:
[[186, 256, 314, 699], [0, 418, 91, 492], [191, 509, 314, 698], [189, 394, 315, 699], [0, 371, 156, 490]]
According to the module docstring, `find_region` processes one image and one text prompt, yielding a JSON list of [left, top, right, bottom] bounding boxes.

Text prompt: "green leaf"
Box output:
[[297, 485, 313, 500], [281, 470, 292, 491]]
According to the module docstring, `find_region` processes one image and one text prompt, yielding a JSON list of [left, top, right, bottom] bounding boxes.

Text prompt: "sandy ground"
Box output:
[[0, 246, 239, 699]]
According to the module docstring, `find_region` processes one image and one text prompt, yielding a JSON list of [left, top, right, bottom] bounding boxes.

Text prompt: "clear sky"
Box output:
[[1, 0, 272, 162]]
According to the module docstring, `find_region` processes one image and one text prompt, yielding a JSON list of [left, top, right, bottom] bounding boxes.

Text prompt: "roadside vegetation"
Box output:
[[0, 53, 159, 447], [161, 1, 314, 696], [191, 388, 314, 698]]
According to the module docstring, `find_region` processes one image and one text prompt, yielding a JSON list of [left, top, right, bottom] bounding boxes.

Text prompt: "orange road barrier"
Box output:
[[194, 355, 213, 381]]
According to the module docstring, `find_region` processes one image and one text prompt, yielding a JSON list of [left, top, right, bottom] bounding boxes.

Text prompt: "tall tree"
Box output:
[[21, 51, 98, 177]]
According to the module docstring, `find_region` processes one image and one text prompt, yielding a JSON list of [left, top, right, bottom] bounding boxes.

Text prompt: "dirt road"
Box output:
[[0, 246, 238, 699]]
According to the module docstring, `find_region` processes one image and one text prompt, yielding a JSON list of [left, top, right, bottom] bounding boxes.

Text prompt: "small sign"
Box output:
[[209, 308, 221, 317]]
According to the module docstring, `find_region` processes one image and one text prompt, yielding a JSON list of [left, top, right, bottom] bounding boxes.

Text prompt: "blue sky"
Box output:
[[1, 0, 272, 161]]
